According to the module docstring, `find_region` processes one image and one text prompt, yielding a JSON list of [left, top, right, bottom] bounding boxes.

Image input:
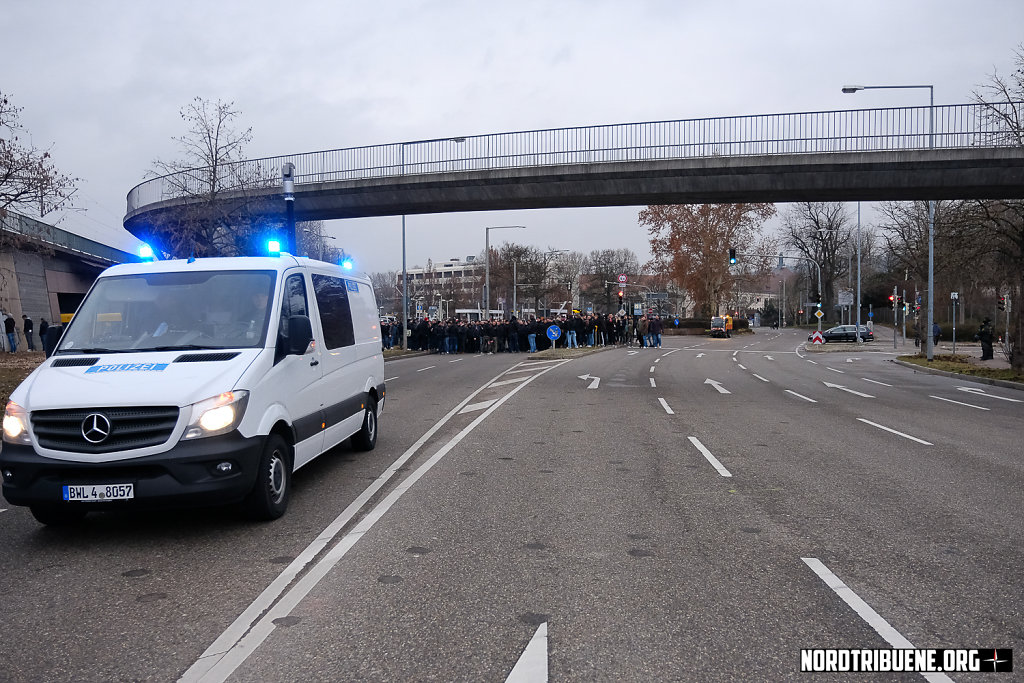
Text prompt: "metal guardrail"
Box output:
[[126, 102, 1023, 214]]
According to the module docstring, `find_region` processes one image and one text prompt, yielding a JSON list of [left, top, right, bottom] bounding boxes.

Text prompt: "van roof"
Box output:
[[100, 255, 372, 283]]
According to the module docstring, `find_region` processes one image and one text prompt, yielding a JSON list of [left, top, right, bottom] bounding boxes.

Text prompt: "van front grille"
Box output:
[[31, 406, 180, 454]]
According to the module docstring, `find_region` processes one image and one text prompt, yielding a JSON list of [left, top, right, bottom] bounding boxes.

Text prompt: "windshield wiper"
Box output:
[[56, 347, 133, 355], [137, 344, 231, 352]]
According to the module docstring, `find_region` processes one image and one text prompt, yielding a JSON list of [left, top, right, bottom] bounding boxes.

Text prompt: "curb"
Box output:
[[891, 359, 1024, 392]]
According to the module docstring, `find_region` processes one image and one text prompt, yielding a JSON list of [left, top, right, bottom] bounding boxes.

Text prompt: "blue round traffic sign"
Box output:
[[868, 311, 874, 318], [546, 325, 561, 340]]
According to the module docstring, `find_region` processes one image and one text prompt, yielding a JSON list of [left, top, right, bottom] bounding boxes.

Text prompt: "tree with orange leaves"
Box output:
[[640, 203, 776, 318]]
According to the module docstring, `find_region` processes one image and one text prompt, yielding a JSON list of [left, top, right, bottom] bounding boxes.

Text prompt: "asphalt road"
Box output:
[[0, 329, 1021, 682]]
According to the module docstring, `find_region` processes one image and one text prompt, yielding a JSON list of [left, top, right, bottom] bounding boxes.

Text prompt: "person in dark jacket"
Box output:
[[22, 315, 35, 351], [977, 318, 995, 360], [508, 317, 520, 353], [4, 313, 16, 352]]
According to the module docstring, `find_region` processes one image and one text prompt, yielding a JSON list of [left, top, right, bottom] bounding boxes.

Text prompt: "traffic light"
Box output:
[[618, 290, 624, 307], [998, 295, 1006, 311], [728, 248, 737, 264], [888, 294, 895, 303], [816, 292, 822, 308]]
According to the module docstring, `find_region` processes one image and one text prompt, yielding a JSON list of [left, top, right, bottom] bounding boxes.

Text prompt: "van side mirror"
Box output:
[[286, 315, 314, 354]]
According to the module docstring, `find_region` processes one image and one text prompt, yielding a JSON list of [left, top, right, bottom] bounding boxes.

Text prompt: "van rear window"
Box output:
[[311, 274, 356, 349]]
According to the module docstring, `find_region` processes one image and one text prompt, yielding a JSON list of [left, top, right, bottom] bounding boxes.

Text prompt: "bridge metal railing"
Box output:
[[126, 102, 1023, 214]]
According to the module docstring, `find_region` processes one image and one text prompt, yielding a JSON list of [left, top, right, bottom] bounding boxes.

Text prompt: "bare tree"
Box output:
[[296, 220, 342, 262], [368, 270, 399, 314], [641, 203, 776, 317], [583, 248, 640, 312], [144, 97, 275, 258], [0, 91, 77, 246], [970, 44, 1024, 369], [782, 202, 852, 317]]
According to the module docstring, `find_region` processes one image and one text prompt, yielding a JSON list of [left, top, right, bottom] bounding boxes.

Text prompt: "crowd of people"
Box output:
[[380, 313, 667, 354]]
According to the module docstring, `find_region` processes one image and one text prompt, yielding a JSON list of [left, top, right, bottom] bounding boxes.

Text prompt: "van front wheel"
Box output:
[[352, 396, 378, 451], [245, 434, 291, 520]]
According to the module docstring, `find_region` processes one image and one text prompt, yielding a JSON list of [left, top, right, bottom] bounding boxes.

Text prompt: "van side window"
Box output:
[[279, 273, 309, 338], [311, 274, 355, 349]]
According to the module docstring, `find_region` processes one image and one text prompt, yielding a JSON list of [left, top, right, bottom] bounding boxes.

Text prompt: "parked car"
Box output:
[[809, 325, 873, 342]]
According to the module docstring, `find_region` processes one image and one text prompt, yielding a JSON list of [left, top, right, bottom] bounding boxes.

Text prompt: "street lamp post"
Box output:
[[842, 83, 935, 359], [484, 225, 525, 320]]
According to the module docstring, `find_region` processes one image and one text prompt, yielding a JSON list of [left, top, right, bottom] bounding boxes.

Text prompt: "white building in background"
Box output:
[[397, 256, 484, 318]]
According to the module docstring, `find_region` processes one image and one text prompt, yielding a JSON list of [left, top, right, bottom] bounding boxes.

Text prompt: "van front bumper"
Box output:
[[0, 432, 264, 510]]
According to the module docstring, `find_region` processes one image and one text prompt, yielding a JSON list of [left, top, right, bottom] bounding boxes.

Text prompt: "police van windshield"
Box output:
[[56, 270, 277, 353]]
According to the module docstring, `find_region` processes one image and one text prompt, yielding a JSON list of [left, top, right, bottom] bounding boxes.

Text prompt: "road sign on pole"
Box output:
[[617, 274, 627, 284]]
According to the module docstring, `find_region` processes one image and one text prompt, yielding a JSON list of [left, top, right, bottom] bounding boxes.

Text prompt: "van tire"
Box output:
[[351, 395, 378, 451], [245, 433, 291, 520], [30, 505, 87, 526]]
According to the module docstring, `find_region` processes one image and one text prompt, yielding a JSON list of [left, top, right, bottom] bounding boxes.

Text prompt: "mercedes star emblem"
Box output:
[[81, 413, 112, 444]]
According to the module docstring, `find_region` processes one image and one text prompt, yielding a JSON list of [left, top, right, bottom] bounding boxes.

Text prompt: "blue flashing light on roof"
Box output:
[[138, 244, 155, 260], [341, 258, 353, 270], [267, 239, 282, 255]]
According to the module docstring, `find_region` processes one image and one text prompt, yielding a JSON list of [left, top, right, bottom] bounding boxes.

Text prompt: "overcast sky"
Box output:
[[5, 0, 1022, 272]]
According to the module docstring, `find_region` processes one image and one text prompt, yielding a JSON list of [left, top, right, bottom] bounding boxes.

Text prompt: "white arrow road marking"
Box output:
[[695, 353, 705, 358], [459, 399, 498, 414], [826, 367, 845, 374], [822, 381, 874, 398], [506, 622, 548, 683], [857, 418, 932, 445], [577, 374, 601, 389], [752, 374, 769, 383], [704, 378, 731, 394], [764, 355, 774, 361], [658, 398, 674, 414], [627, 350, 639, 356], [957, 386, 1023, 402], [650, 378, 657, 388], [737, 364, 746, 370], [802, 559, 954, 683], [688, 436, 732, 477], [785, 390, 817, 403], [489, 375, 533, 388], [929, 395, 989, 410], [417, 366, 436, 372], [861, 378, 892, 387]]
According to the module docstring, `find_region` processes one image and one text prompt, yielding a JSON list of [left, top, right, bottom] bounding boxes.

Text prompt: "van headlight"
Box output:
[[3, 401, 32, 445], [182, 391, 249, 440]]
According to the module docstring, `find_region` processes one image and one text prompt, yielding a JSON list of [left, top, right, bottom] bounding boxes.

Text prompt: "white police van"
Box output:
[[1, 254, 385, 525]]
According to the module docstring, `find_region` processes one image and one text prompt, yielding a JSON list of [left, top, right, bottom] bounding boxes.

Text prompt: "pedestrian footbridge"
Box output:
[[124, 102, 1024, 235]]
